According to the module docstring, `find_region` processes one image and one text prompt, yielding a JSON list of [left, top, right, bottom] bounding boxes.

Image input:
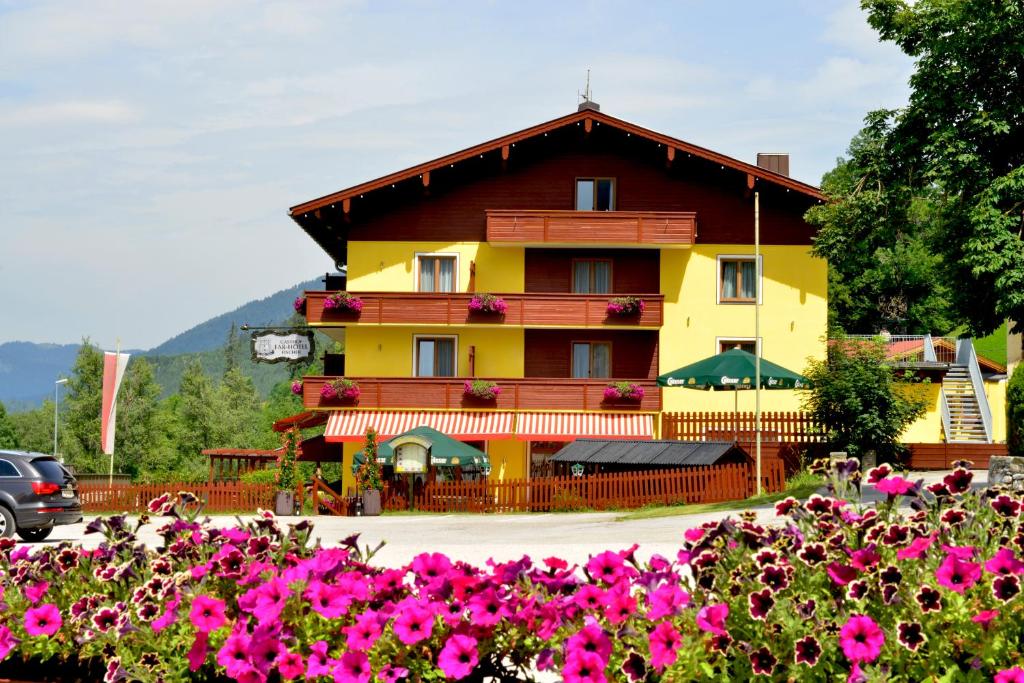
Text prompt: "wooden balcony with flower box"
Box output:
[[301, 377, 662, 413], [485, 210, 697, 247], [301, 291, 663, 328]]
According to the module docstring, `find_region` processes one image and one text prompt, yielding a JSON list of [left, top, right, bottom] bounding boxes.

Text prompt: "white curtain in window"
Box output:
[[593, 261, 611, 293], [573, 262, 591, 293], [438, 258, 455, 293], [419, 258, 435, 292], [591, 343, 610, 378], [722, 261, 737, 299], [435, 338, 455, 376], [741, 261, 756, 300], [571, 343, 590, 378]]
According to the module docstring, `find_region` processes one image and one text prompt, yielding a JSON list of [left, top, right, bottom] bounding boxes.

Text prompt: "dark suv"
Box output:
[[0, 450, 82, 541]]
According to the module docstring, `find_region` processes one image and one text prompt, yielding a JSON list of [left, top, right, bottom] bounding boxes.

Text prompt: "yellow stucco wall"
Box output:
[[659, 244, 828, 413], [344, 326, 525, 378], [347, 241, 525, 293], [899, 382, 944, 443], [987, 379, 1007, 443]]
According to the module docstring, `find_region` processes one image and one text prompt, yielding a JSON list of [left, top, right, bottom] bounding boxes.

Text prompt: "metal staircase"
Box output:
[[942, 365, 989, 442]]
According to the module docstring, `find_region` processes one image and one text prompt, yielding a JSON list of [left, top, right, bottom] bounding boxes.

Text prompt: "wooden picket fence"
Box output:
[[662, 410, 825, 443], [79, 482, 275, 514], [372, 461, 785, 514]]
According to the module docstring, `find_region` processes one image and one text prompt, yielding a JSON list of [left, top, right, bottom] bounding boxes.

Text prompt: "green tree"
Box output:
[[9, 402, 53, 454], [112, 358, 162, 478], [223, 323, 240, 377], [1009, 364, 1024, 457], [215, 367, 265, 448], [61, 341, 105, 473], [175, 359, 218, 460], [824, 0, 1024, 338], [0, 402, 19, 449], [802, 335, 929, 462]]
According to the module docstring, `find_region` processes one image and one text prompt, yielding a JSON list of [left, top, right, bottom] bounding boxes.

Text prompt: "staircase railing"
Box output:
[[939, 386, 953, 444], [956, 338, 993, 443]]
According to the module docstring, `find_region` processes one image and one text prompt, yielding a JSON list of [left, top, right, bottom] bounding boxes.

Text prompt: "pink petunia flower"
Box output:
[[276, 651, 305, 680], [187, 633, 209, 672], [215, 631, 253, 679], [875, 476, 914, 496], [189, 595, 227, 633], [305, 580, 350, 619], [333, 651, 372, 683], [646, 584, 690, 620], [437, 634, 479, 680], [562, 649, 607, 683], [410, 552, 452, 583], [586, 550, 627, 584], [827, 562, 859, 586], [896, 533, 936, 560], [996, 667, 1024, 683], [392, 605, 433, 645], [648, 622, 682, 670], [793, 635, 821, 666], [985, 548, 1024, 575], [972, 609, 999, 629], [0, 624, 19, 661], [306, 641, 332, 678], [23, 581, 49, 605], [695, 604, 729, 636], [345, 611, 382, 651], [567, 622, 613, 663], [24, 604, 62, 637], [935, 554, 982, 593], [838, 615, 884, 663], [377, 665, 410, 682]]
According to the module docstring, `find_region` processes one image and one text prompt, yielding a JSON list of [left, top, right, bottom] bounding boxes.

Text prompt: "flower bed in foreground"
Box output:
[[1, 462, 1024, 682]]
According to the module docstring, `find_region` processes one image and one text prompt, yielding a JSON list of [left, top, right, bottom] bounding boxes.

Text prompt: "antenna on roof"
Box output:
[[577, 69, 600, 112]]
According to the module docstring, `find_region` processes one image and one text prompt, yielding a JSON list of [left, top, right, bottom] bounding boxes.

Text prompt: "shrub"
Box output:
[[1009, 363, 1024, 457], [354, 428, 382, 493], [276, 430, 298, 492], [238, 467, 278, 486]]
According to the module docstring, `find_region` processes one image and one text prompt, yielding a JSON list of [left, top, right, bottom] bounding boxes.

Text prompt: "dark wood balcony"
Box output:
[[486, 210, 697, 247], [304, 292, 664, 327], [302, 377, 662, 412]]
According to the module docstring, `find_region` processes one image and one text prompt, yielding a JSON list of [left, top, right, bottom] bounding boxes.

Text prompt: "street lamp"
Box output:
[[54, 378, 68, 462]]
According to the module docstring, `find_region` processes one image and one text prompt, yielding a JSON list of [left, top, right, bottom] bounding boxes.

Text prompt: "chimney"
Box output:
[[578, 100, 600, 112], [756, 153, 789, 177]]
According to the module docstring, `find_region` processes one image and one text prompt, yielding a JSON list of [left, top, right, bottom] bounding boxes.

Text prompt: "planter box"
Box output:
[[362, 490, 382, 516], [274, 490, 295, 516]]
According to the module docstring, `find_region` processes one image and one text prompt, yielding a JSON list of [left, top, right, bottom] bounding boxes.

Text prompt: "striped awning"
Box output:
[[324, 411, 515, 442], [515, 413, 654, 441]]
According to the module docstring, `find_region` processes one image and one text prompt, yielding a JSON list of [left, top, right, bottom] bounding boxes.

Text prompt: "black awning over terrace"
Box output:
[[550, 439, 749, 467]]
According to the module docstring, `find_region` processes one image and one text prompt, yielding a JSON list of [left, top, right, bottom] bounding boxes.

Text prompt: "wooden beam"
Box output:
[[342, 198, 351, 214], [584, 118, 592, 133], [501, 145, 509, 161], [667, 146, 675, 162], [422, 171, 430, 188], [747, 173, 756, 190]]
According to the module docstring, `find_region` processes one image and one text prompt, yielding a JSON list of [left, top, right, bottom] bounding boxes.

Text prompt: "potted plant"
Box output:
[[606, 296, 645, 316], [320, 378, 361, 402], [291, 379, 303, 396], [323, 291, 364, 313], [604, 381, 645, 402], [293, 295, 306, 314], [274, 429, 298, 516], [356, 428, 383, 516], [464, 379, 501, 401], [468, 293, 508, 315]]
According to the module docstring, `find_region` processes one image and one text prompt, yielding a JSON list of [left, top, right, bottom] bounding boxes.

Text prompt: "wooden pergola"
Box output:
[[202, 448, 281, 484]]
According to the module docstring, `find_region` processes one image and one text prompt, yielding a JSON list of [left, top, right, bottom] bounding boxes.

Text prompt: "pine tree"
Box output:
[[112, 358, 162, 479], [215, 367, 265, 448], [61, 340, 105, 473], [224, 323, 239, 377], [0, 401, 19, 449], [176, 358, 218, 460]]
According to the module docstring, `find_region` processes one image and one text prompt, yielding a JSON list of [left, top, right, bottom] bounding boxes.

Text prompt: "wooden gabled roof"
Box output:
[[288, 109, 823, 218]]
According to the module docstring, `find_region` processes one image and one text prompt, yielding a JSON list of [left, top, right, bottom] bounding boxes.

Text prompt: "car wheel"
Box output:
[[0, 506, 13, 539], [16, 526, 52, 542]]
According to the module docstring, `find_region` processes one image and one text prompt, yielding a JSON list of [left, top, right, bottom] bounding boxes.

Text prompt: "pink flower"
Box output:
[[875, 476, 914, 496], [277, 651, 305, 679], [586, 550, 626, 584], [0, 624, 19, 661], [187, 632, 209, 672], [562, 650, 607, 683], [377, 665, 410, 682], [305, 580, 350, 619], [24, 604, 62, 637], [23, 581, 49, 604], [189, 595, 227, 633], [985, 548, 1024, 575], [838, 615, 884, 663], [648, 622, 682, 670], [345, 611, 382, 651], [291, 380, 303, 395], [566, 623, 612, 663], [216, 632, 253, 679], [996, 667, 1024, 683], [646, 584, 690, 620], [935, 554, 982, 593], [827, 562, 859, 585], [695, 603, 729, 636], [438, 634, 479, 680], [306, 641, 332, 678], [392, 605, 433, 645], [896, 534, 936, 560], [411, 552, 452, 583], [972, 609, 999, 629], [333, 651, 372, 683]]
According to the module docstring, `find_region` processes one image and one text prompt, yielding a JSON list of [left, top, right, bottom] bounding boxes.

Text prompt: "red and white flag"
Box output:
[[100, 351, 130, 455]]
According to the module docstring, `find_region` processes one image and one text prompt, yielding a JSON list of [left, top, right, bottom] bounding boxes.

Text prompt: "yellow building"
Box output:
[[289, 107, 830, 489]]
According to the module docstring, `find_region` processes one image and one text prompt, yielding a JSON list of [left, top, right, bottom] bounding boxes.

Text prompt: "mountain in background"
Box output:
[[0, 277, 337, 410]]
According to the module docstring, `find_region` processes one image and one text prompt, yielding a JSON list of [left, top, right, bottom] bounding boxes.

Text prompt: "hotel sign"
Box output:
[[250, 331, 315, 364]]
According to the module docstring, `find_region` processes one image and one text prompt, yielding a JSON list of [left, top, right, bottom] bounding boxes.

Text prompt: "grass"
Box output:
[[614, 470, 824, 521]]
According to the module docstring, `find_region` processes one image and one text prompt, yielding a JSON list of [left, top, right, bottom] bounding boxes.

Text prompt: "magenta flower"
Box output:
[[23, 580, 49, 604], [586, 550, 627, 584], [377, 665, 410, 682], [562, 649, 607, 683], [24, 604, 62, 637], [695, 603, 728, 636], [972, 609, 999, 629], [305, 580, 349, 619], [985, 548, 1024, 575], [411, 552, 452, 582], [606, 590, 638, 624], [935, 554, 982, 593], [646, 584, 690, 620], [334, 651, 372, 683], [187, 632, 209, 672], [306, 641, 332, 678], [827, 562, 859, 586], [648, 622, 682, 670], [0, 625, 19, 661], [875, 476, 914, 496], [566, 622, 612, 663], [290, 380, 303, 396], [189, 595, 227, 633], [438, 634, 479, 680], [216, 632, 253, 679], [838, 615, 884, 663], [276, 651, 305, 679], [793, 635, 821, 666], [345, 611, 382, 651], [896, 534, 936, 560], [392, 604, 433, 645], [996, 667, 1024, 683], [467, 588, 505, 627]]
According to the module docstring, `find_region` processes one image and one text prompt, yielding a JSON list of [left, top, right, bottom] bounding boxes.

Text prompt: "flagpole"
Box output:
[[754, 192, 762, 496], [109, 338, 119, 487]]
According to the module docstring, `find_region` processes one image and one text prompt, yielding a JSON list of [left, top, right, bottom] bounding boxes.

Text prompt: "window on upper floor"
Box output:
[[417, 254, 457, 292], [718, 255, 761, 304], [415, 336, 457, 377], [717, 338, 759, 355], [576, 178, 615, 211], [571, 341, 611, 378], [571, 259, 612, 294]]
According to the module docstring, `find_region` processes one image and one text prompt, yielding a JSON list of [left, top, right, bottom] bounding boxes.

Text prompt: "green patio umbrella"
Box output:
[[351, 426, 490, 473], [657, 348, 812, 440]]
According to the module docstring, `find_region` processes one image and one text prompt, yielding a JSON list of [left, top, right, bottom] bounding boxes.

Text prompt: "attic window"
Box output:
[[576, 178, 615, 211]]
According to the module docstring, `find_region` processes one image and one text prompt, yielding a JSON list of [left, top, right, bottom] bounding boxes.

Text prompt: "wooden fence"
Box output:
[[365, 461, 784, 514], [906, 442, 1009, 470], [79, 482, 275, 514], [662, 411, 825, 443]]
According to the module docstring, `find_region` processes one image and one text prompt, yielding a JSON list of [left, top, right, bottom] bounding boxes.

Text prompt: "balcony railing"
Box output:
[[304, 291, 664, 328], [302, 377, 662, 412], [486, 210, 697, 247]]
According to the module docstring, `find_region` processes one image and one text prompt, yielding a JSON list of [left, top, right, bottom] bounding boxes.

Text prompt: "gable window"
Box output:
[[415, 336, 457, 377], [718, 256, 761, 303], [417, 254, 457, 293], [717, 338, 759, 355], [572, 259, 612, 294], [576, 178, 615, 211], [571, 342, 611, 378]]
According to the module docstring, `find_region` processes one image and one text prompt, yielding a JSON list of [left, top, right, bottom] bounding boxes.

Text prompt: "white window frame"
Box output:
[[414, 252, 460, 293], [716, 254, 763, 305], [412, 334, 459, 377], [715, 336, 763, 356]]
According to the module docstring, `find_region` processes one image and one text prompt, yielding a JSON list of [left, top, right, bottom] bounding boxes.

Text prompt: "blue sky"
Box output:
[[0, 0, 912, 350]]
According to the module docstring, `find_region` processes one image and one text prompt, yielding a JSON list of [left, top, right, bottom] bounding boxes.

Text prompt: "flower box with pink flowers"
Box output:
[[603, 381, 645, 402], [2, 458, 1024, 682], [319, 378, 360, 402], [322, 291, 364, 314], [606, 296, 645, 317], [467, 293, 508, 316]]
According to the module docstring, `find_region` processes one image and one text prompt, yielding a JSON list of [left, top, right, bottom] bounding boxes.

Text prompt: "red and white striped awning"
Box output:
[[515, 413, 654, 441], [325, 411, 515, 442]]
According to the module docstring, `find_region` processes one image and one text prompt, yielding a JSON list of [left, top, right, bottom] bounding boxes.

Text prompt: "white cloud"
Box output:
[[0, 100, 139, 126]]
